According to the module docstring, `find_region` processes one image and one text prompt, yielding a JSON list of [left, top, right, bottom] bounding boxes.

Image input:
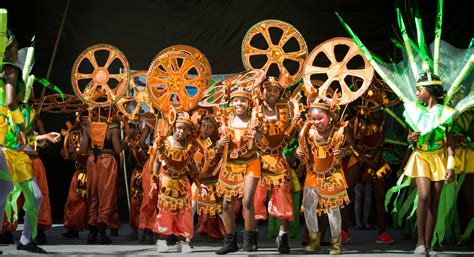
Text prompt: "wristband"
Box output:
[[10, 107, 24, 124], [446, 155, 455, 170]]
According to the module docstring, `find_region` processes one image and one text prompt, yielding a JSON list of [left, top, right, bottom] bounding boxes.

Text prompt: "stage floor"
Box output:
[[1, 224, 473, 256]]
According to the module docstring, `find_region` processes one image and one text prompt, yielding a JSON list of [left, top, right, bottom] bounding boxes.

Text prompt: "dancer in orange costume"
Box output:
[[296, 97, 352, 255], [79, 110, 123, 244], [61, 113, 88, 239], [124, 119, 149, 241], [252, 77, 300, 253], [137, 121, 156, 244], [151, 112, 208, 253], [194, 112, 226, 240], [215, 84, 261, 255]]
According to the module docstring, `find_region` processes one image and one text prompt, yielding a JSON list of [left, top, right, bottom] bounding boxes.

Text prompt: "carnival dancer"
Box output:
[[338, 0, 473, 252], [252, 76, 300, 253], [61, 112, 89, 239], [0, 32, 58, 254], [79, 108, 123, 244], [124, 118, 149, 241], [296, 97, 351, 255], [194, 111, 226, 241], [150, 111, 208, 253], [343, 89, 395, 244], [215, 84, 261, 254], [137, 122, 157, 244]]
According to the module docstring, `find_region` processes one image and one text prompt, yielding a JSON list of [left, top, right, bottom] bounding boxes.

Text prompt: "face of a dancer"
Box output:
[[232, 96, 249, 116], [173, 122, 190, 141], [416, 86, 431, 104], [5, 40, 18, 63], [263, 86, 281, 104], [200, 119, 216, 139], [310, 108, 330, 132]]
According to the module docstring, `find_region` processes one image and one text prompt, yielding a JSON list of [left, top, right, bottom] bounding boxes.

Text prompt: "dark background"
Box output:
[[0, 0, 472, 222]]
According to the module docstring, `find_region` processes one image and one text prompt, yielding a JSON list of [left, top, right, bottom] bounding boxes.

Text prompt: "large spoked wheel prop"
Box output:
[[146, 51, 210, 112], [116, 70, 155, 121], [34, 94, 88, 114], [158, 45, 212, 78], [198, 69, 266, 107], [71, 44, 130, 107], [242, 20, 308, 87], [303, 37, 374, 104], [353, 76, 400, 111]]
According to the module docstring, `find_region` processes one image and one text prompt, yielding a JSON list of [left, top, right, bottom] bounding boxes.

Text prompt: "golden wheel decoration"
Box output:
[[198, 69, 265, 107], [353, 76, 400, 111], [158, 45, 212, 78], [34, 94, 88, 114], [146, 51, 210, 112], [303, 37, 374, 105], [242, 19, 308, 87], [116, 70, 154, 121], [71, 44, 130, 107]]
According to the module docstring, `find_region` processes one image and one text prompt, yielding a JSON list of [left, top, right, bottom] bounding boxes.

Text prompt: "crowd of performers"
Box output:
[[1, 1, 473, 255]]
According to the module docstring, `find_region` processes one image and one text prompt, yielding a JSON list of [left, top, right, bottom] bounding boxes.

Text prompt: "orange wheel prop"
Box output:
[[34, 94, 88, 113], [242, 20, 307, 87], [158, 45, 211, 78], [303, 37, 374, 105], [71, 44, 130, 107], [116, 70, 154, 121], [146, 51, 210, 112]]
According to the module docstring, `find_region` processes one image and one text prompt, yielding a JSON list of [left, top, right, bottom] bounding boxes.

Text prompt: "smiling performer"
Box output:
[[251, 76, 301, 254]]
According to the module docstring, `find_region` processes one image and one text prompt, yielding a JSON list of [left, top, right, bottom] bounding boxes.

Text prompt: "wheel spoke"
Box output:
[[305, 65, 327, 75], [85, 51, 99, 69], [339, 79, 354, 100], [320, 44, 337, 64], [257, 24, 273, 47], [346, 69, 368, 79], [76, 73, 94, 80], [341, 43, 360, 65], [278, 29, 294, 47], [284, 49, 307, 62], [247, 45, 267, 55], [109, 73, 126, 81], [104, 50, 117, 69]]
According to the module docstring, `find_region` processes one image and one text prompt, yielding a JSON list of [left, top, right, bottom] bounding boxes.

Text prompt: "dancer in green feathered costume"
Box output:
[[337, 0, 473, 254], [0, 31, 46, 254]]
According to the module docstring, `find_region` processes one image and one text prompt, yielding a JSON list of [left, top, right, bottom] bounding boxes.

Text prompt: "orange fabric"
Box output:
[[254, 179, 293, 221], [139, 159, 157, 230], [109, 204, 121, 229], [129, 168, 142, 230], [197, 215, 226, 240], [2, 195, 24, 232], [32, 158, 52, 230], [153, 176, 193, 238], [63, 171, 87, 231], [86, 154, 118, 226], [216, 158, 260, 201]]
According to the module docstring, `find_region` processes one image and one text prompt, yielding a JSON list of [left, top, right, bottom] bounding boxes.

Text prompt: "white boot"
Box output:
[[177, 240, 192, 253], [156, 239, 168, 253]]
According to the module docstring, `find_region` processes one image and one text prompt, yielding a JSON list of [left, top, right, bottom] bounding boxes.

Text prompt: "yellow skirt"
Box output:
[[3, 148, 34, 183], [455, 146, 474, 174], [404, 148, 447, 181]]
